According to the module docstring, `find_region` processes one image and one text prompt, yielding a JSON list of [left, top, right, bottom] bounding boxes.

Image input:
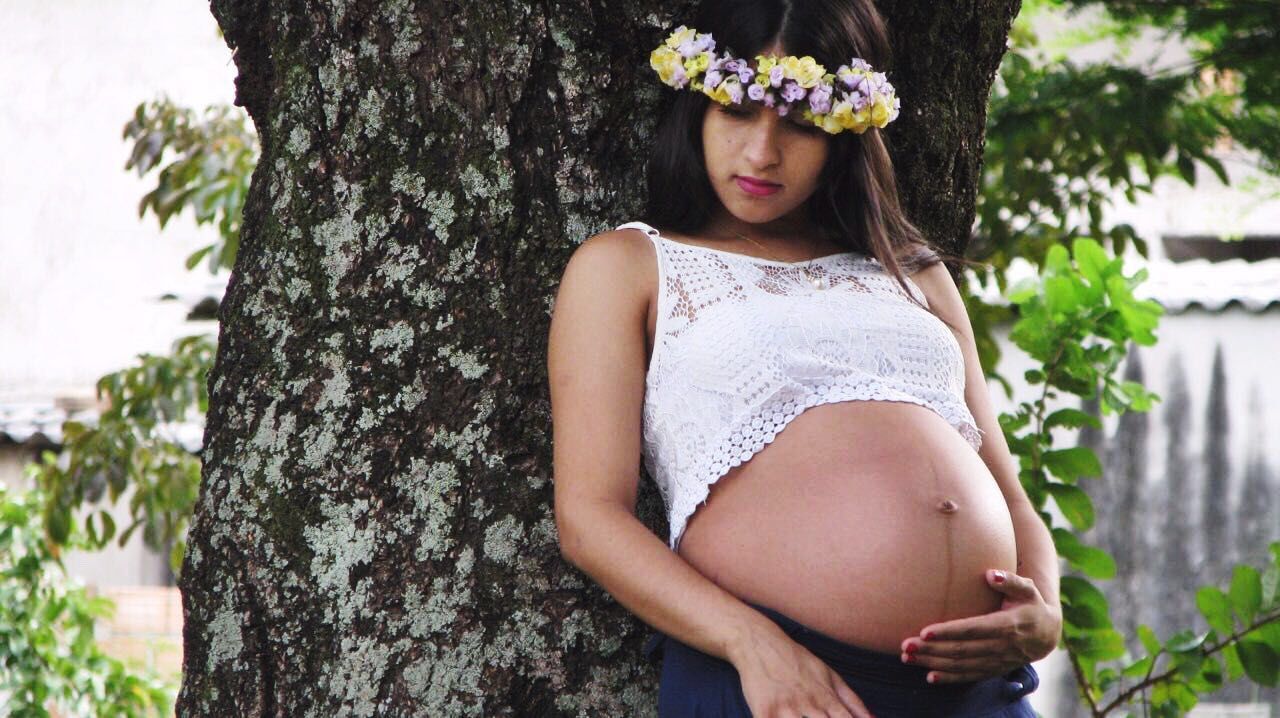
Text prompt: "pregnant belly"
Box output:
[[675, 400, 1019, 655]]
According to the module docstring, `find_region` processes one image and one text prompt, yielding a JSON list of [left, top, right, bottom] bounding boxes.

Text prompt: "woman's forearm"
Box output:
[[1010, 498, 1061, 612], [559, 502, 786, 666]]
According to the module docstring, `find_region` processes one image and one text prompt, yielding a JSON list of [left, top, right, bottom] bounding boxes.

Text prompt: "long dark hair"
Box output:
[[639, 0, 972, 322]]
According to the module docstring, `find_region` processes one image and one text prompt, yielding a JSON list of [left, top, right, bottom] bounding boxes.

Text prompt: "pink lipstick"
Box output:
[[735, 176, 782, 197]]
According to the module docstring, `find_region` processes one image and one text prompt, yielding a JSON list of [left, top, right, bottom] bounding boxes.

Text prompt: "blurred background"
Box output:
[[1, 0, 1276, 715]]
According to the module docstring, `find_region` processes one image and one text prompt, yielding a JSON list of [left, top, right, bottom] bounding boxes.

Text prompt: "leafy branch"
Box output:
[[1002, 237, 1280, 715], [122, 94, 257, 276], [0, 484, 174, 716]]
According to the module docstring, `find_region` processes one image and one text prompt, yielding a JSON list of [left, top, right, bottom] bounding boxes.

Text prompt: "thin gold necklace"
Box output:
[[727, 229, 830, 290]]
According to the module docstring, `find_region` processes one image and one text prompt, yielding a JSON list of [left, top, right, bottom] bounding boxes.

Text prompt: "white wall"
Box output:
[[0, 0, 235, 402]]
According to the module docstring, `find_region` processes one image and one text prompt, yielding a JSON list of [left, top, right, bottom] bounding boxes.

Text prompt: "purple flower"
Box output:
[[781, 81, 807, 103], [807, 83, 833, 114], [776, 103, 791, 116], [769, 65, 784, 87], [679, 32, 715, 57], [761, 91, 777, 107], [705, 69, 724, 88], [747, 83, 766, 101], [671, 65, 688, 88]]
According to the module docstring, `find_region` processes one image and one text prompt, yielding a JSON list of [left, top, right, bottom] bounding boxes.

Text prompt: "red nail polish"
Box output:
[[924, 631, 936, 640], [905, 643, 918, 653], [906, 654, 917, 663]]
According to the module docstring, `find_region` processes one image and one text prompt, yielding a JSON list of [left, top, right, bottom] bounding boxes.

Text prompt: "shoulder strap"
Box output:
[[616, 220, 667, 261], [616, 220, 661, 239]]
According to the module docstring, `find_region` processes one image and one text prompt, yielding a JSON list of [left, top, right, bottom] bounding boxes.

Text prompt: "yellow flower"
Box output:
[[684, 51, 711, 75], [779, 55, 826, 88], [870, 97, 891, 126], [650, 47, 686, 86], [755, 55, 778, 77], [829, 100, 855, 130], [819, 114, 845, 134], [703, 80, 734, 105], [851, 106, 872, 133], [666, 26, 695, 50]]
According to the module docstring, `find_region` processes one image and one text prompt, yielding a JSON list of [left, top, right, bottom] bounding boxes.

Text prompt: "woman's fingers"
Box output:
[[829, 670, 876, 718], [922, 667, 1001, 684], [903, 635, 1004, 659], [907, 649, 1010, 678]]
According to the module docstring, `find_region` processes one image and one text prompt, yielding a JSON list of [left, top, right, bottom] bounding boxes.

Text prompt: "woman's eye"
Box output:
[[720, 105, 820, 134]]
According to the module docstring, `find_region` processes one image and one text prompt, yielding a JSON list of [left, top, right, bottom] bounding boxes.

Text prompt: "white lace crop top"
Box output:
[[617, 220, 985, 552]]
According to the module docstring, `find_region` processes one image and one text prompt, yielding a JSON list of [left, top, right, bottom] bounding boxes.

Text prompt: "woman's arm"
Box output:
[[548, 230, 786, 665], [908, 263, 1061, 614]]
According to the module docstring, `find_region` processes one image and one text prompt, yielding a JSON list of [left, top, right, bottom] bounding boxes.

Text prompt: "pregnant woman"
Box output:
[[548, 1, 1062, 716]]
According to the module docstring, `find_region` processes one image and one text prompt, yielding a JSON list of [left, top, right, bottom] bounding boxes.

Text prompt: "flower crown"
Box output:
[[649, 25, 901, 135]]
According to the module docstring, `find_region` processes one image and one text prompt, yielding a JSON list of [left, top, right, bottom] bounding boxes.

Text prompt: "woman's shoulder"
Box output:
[[558, 225, 660, 307], [580, 223, 662, 262]]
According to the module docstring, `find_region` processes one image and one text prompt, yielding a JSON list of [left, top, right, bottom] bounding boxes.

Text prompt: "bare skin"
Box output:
[[636, 257, 1019, 654]]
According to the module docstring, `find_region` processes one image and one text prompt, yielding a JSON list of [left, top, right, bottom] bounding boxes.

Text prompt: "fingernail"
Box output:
[[924, 631, 936, 640], [906, 654, 917, 663], [905, 642, 918, 653], [927, 673, 936, 683], [993, 570, 1005, 583]]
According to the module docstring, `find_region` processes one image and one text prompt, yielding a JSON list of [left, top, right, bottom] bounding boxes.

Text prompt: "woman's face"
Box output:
[[701, 44, 831, 228]]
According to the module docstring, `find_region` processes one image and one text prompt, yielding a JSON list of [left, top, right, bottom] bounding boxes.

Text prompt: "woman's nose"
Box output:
[[743, 116, 783, 168]]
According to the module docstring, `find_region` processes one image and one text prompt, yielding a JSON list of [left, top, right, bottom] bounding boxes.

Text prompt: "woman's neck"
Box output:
[[704, 208, 825, 245]]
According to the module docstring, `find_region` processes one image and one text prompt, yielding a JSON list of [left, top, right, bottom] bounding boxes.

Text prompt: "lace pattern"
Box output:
[[618, 220, 985, 552]]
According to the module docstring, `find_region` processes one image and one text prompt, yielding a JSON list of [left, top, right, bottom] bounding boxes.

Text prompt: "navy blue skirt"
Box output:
[[643, 600, 1040, 717]]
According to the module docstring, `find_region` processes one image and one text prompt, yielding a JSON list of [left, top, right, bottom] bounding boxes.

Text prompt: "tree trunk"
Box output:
[[178, 0, 1021, 715]]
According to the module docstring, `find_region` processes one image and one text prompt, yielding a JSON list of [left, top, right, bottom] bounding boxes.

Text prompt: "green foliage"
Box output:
[[122, 94, 258, 275], [30, 334, 214, 575], [964, 0, 1280, 405], [1003, 238, 1280, 715], [1053, 0, 1280, 111], [0, 483, 174, 716], [981, 5, 1280, 713]]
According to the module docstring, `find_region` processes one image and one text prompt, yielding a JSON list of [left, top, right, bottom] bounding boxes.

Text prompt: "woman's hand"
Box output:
[[898, 569, 1062, 685], [731, 623, 877, 718]]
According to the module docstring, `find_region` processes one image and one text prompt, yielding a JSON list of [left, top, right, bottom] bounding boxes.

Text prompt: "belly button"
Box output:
[[937, 498, 959, 514]]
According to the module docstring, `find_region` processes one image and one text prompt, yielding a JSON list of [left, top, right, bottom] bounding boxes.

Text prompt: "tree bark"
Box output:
[[179, 0, 1021, 715]]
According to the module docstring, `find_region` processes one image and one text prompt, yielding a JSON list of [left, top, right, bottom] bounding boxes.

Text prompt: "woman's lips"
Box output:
[[735, 176, 782, 197]]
